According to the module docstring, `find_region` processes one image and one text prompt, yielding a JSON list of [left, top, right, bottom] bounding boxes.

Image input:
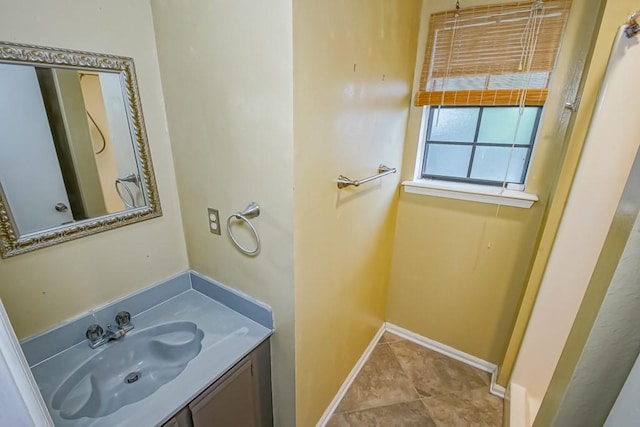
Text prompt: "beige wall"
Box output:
[[385, 0, 594, 365], [508, 0, 640, 422], [498, 0, 608, 387], [292, 1, 421, 424], [0, 0, 189, 339], [150, 1, 296, 426], [534, 153, 640, 426]]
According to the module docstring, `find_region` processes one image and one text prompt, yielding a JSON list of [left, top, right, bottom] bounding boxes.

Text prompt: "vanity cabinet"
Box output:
[[163, 407, 192, 427], [162, 339, 272, 427]]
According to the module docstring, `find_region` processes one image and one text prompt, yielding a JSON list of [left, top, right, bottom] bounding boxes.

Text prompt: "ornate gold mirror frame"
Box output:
[[0, 42, 161, 258]]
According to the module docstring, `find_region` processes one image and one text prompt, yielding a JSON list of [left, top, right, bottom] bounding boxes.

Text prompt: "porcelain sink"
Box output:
[[51, 321, 204, 420]]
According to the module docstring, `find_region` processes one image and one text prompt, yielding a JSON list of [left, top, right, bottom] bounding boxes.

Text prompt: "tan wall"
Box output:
[[150, 1, 296, 426], [0, 0, 189, 339], [292, 1, 421, 425], [386, 0, 592, 364]]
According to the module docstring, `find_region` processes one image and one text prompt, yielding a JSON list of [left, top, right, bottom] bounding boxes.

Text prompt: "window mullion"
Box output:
[[519, 106, 543, 183], [421, 108, 435, 177], [466, 107, 483, 179]]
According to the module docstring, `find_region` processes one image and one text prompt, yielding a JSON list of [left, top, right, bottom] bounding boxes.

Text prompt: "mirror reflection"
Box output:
[[0, 64, 143, 235], [0, 41, 161, 258]]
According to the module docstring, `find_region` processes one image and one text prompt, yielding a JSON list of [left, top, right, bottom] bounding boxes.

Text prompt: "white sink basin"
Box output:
[[51, 321, 204, 420]]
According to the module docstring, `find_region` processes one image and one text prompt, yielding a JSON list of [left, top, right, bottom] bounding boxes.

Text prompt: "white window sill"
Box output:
[[402, 179, 538, 209]]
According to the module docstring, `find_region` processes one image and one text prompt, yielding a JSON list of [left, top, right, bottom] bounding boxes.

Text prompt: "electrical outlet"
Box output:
[[207, 208, 221, 235]]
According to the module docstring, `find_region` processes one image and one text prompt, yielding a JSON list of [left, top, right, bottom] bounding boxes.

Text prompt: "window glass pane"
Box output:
[[424, 144, 472, 178], [428, 107, 479, 142], [470, 147, 528, 183], [488, 72, 549, 90], [477, 107, 538, 145], [429, 75, 487, 91]]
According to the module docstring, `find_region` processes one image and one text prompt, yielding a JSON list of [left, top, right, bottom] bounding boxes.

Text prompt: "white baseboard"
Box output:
[[315, 324, 385, 427], [490, 374, 507, 398], [385, 322, 505, 398], [384, 323, 495, 371]]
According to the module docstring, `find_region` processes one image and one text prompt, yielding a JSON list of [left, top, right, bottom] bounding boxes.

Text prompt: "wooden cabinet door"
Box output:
[[189, 358, 258, 427]]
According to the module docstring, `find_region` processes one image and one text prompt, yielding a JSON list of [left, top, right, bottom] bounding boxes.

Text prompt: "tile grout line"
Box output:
[[332, 341, 388, 416], [336, 397, 430, 417], [385, 333, 463, 401], [328, 331, 503, 426], [385, 333, 498, 403], [385, 323, 504, 400], [384, 337, 427, 403], [334, 340, 419, 417], [316, 324, 386, 426]]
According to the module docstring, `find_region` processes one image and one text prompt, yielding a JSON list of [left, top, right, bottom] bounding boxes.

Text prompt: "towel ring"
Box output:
[[114, 179, 136, 208], [227, 203, 261, 256]]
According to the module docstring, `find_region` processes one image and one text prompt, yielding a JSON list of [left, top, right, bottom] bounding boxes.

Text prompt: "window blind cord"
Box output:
[[518, 1, 544, 112], [500, 1, 544, 202], [436, 0, 461, 127]]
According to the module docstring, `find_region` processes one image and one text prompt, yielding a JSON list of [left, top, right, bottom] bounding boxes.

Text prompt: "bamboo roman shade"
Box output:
[[415, 0, 572, 107]]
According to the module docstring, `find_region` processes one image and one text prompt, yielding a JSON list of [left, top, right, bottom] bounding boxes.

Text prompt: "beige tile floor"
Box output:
[[327, 332, 503, 426]]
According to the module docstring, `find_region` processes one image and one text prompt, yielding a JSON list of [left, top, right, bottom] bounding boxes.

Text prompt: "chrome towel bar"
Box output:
[[337, 165, 397, 189]]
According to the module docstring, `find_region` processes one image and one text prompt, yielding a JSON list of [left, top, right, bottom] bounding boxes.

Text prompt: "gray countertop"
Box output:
[[29, 288, 272, 426]]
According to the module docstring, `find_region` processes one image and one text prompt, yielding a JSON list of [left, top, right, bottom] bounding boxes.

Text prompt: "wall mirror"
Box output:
[[0, 42, 161, 258]]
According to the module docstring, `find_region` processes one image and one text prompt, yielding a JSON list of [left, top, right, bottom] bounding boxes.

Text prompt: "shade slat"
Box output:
[[415, 88, 548, 106], [415, 0, 571, 107]]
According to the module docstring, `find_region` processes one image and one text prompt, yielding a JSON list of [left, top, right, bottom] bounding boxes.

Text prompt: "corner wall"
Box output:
[[150, 1, 296, 426], [534, 149, 640, 426], [510, 1, 640, 421], [292, 1, 421, 425], [0, 0, 189, 339], [386, 0, 593, 365]]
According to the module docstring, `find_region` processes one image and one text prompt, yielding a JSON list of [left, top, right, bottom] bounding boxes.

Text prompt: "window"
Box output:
[[422, 106, 541, 186], [413, 0, 572, 189]]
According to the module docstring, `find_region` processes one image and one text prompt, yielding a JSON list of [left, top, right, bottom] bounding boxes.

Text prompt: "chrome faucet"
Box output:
[[85, 311, 134, 349]]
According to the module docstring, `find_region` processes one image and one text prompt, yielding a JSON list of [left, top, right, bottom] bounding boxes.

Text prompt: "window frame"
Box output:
[[420, 105, 543, 187]]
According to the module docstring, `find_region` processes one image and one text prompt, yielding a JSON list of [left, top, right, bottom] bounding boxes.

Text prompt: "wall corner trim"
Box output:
[[491, 374, 507, 399]]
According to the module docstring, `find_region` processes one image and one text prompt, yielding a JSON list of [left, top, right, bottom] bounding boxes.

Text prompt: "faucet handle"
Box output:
[[115, 311, 131, 328], [86, 324, 104, 342]]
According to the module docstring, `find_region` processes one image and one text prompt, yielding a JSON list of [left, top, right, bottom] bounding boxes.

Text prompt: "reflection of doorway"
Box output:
[[79, 73, 125, 213], [36, 68, 107, 220], [0, 63, 74, 233]]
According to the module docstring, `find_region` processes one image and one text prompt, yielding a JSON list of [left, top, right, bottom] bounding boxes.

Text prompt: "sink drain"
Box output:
[[125, 372, 141, 384]]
